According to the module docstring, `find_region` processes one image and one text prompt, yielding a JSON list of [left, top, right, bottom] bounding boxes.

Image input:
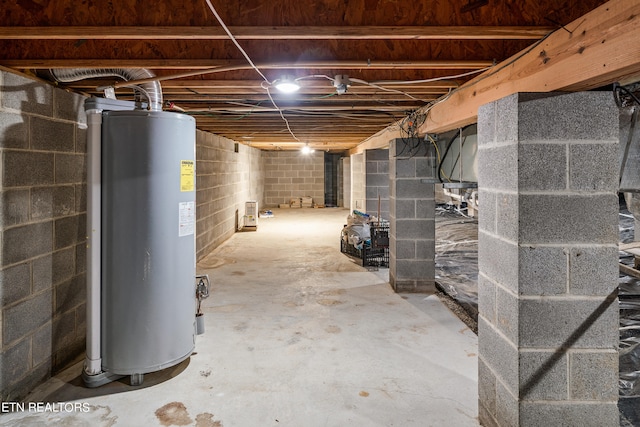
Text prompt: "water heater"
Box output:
[[83, 98, 197, 386]]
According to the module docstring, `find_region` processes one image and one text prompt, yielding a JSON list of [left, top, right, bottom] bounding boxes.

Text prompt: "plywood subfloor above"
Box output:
[[0, 0, 610, 151]]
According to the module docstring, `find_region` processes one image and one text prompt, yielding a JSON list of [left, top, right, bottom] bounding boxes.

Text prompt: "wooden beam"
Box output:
[[0, 26, 554, 41], [417, 0, 640, 135], [348, 126, 404, 155], [158, 94, 439, 102], [193, 124, 393, 130], [152, 79, 459, 90], [3, 59, 493, 71], [183, 104, 416, 112]]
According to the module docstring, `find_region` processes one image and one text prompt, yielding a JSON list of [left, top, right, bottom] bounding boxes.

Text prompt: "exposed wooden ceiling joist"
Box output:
[[0, 26, 554, 40], [73, 79, 460, 91], [0, 0, 611, 152], [183, 104, 415, 112], [158, 94, 440, 101], [8, 59, 493, 70]]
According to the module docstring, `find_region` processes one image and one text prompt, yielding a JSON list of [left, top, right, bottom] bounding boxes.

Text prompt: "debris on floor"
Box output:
[[340, 210, 389, 268]]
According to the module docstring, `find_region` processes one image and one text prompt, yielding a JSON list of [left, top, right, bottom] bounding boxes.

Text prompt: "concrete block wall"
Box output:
[[477, 92, 619, 426], [365, 149, 389, 220], [0, 71, 88, 401], [263, 151, 324, 208], [350, 152, 365, 211], [341, 156, 351, 209], [196, 132, 264, 260]]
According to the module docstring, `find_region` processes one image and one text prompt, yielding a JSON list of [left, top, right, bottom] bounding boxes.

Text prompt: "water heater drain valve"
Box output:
[[195, 275, 211, 315]]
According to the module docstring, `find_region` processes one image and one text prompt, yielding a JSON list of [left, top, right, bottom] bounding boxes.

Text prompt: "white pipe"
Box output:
[[84, 108, 102, 375], [443, 187, 465, 201], [442, 187, 479, 209]]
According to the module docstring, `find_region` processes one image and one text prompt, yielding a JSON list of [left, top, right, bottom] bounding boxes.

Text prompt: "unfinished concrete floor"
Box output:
[[1, 208, 478, 427]]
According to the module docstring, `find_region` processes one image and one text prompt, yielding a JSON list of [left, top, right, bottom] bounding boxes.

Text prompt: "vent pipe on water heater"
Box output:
[[50, 68, 163, 111]]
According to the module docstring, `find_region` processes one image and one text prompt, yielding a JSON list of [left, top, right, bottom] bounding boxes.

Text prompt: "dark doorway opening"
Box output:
[[324, 153, 341, 207]]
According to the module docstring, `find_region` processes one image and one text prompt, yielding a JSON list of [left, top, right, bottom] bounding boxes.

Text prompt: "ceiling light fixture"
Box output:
[[301, 143, 314, 155], [274, 75, 301, 93]]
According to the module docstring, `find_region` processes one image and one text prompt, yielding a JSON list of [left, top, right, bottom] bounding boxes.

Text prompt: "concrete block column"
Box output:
[[365, 148, 389, 219], [350, 153, 365, 212], [477, 92, 620, 426], [341, 156, 351, 209], [389, 138, 436, 292]]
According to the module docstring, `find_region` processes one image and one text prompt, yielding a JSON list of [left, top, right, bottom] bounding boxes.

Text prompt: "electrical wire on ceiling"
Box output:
[[350, 77, 423, 101], [278, 110, 399, 121], [186, 1, 531, 147], [429, 28, 556, 104], [204, 0, 300, 142], [118, 12, 498, 140], [204, 0, 267, 82], [409, 27, 563, 136], [426, 134, 450, 182], [408, 88, 455, 136], [347, 67, 492, 103], [107, 23, 575, 147], [349, 91, 419, 109], [393, 109, 425, 158], [297, 74, 336, 83], [364, 67, 492, 86]]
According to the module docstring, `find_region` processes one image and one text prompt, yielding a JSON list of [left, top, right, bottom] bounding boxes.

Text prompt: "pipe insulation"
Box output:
[[50, 68, 163, 111]]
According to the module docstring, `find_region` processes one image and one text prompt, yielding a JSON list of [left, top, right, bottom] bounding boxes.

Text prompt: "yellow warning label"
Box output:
[[180, 160, 195, 192]]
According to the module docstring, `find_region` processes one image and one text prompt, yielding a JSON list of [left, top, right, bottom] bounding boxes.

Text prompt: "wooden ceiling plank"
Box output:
[[138, 79, 459, 89], [0, 26, 554, 40], [158, 94, 440, 101], [3, 59, 493, 71], [194, 122, 395, 126], [182, 105, 418, 112], [193, 116, 395, 120]]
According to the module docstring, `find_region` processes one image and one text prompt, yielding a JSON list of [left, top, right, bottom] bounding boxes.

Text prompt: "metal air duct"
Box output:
[[50, 68, 163, 111]]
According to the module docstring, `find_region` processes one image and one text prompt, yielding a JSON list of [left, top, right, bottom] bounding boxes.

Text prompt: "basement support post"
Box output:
[[365, 148, 390, 219], [388, 138, 436, 292], [350, 152, 365, 212], [477, 92, 620, 426]]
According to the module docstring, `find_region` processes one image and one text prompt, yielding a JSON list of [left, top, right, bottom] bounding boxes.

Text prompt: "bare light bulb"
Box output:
[[274, 76, 300, 93]]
